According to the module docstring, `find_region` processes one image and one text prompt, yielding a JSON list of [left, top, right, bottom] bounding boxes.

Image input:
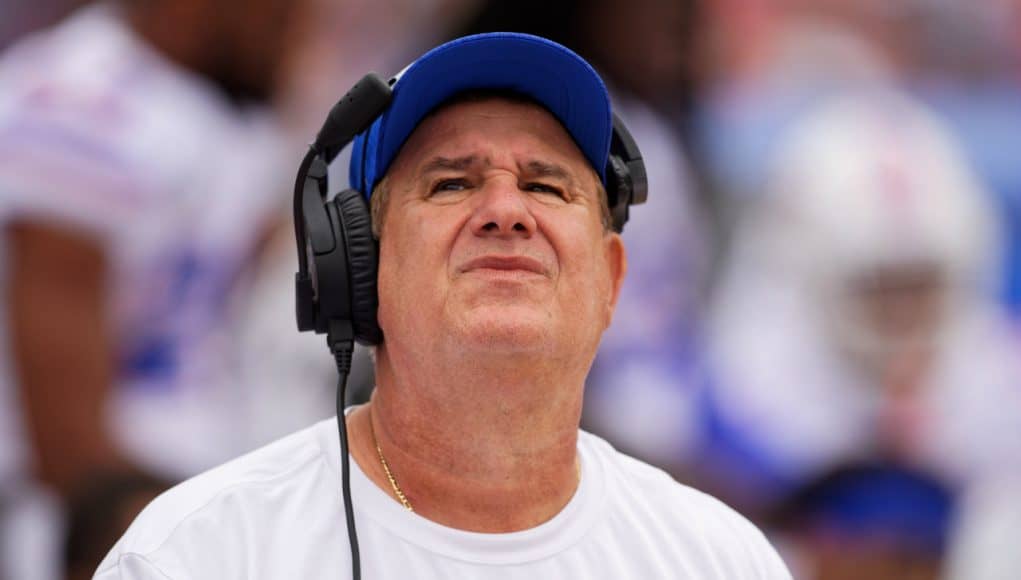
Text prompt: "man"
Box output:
[[0, 0, 305, 576], [97, 33, 790, 578]]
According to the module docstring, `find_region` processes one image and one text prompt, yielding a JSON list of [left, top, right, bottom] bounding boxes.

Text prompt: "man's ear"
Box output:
[[602, 233, 627, 329]]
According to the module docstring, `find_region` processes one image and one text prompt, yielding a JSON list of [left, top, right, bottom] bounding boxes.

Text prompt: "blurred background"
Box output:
[[1, 0, 1019, 578]]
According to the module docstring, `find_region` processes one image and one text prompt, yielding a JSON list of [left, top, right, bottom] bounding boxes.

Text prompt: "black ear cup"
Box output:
[[294, 154, 382, 345], [606, 154, 632, 233], [604, 113, 647, 233], [329, 189, 382, 345]]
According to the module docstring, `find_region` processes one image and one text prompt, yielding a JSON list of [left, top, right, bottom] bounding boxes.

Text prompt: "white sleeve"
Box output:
[[748, 529, 795, 579], [93, 553, 174, 580], [692, 488, 794, 579]]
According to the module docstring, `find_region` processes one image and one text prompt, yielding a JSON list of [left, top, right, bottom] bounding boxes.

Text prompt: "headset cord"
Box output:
[[332, 342, 360, 580]]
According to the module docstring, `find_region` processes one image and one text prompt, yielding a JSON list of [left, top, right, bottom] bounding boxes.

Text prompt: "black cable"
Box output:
[[333, 344, 360, 580]]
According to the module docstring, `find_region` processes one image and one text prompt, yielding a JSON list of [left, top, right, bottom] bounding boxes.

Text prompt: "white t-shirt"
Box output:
[[95, 417, 791, 579]]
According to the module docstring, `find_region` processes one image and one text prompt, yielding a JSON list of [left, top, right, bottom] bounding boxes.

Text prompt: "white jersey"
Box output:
[[96, 418, 791, 579], [0, 3, 290, 481]]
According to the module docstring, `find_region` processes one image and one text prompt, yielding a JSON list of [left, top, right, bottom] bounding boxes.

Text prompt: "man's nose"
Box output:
[[468, 178, 537, 238]]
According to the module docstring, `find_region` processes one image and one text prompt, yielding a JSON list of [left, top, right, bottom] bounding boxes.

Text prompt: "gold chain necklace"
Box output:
[[370, 419, 414, 511]]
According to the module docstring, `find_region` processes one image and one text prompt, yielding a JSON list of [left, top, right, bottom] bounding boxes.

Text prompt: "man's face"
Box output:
[[375, 98, 626, 361]]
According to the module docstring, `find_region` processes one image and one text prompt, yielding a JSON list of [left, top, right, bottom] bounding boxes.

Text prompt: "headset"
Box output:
[[292, 72, 648, 579]]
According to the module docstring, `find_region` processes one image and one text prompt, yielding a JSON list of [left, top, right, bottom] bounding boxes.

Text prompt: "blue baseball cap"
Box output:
[[349, 32, 613, 198]]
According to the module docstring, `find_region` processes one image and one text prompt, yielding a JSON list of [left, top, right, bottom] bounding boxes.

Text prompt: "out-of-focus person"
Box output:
[[699, 92, 1021, 515], [0, 0, 309, 577]]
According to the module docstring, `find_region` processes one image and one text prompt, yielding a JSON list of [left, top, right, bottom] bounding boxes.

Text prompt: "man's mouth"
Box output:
[[459, 255, 548, 276]]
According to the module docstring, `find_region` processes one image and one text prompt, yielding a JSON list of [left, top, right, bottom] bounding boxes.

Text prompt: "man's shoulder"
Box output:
[[96, 419, 338, 572], [581, 429, 734, 514], [580, 431, 792, 578]]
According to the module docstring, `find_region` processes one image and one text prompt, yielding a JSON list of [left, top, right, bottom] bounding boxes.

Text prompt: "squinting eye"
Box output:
[[432, 178, 470, 193], [524, 182, 564, 197]]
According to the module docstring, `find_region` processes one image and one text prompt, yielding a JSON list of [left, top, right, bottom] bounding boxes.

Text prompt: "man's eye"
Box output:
[[524, 182, 564, 197], [432, 178, 470, 193]]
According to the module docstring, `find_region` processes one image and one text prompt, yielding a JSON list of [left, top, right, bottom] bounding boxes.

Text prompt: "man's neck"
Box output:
[[346, 345, 588, 532]]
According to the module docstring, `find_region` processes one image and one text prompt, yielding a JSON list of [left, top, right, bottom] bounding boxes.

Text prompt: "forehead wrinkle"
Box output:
[[523, 160, 577, 186], [418, 154, 489, 177]]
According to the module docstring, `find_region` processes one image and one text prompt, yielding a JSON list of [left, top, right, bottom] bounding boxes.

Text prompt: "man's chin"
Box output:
[[450, 308, 554, 354]]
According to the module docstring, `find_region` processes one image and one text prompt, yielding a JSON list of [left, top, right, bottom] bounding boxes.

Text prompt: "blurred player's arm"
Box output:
[[7, 221, 131, 497]]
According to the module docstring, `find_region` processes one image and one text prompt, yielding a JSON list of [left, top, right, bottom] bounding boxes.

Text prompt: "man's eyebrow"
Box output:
[[419, 155, 481, 175], [416, 156, 579, 185], [525, 160, 576, 185]]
